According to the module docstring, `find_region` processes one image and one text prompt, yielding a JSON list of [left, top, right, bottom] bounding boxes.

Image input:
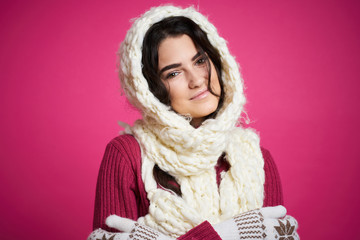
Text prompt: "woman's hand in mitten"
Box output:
[[105, 215, 175, 240], [213, 205, 299, 240], [261, 206, 299, 239], [87, 228, 128, 240]]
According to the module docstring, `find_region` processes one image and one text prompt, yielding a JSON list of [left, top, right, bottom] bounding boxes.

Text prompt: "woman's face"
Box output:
[[158, 34, 221, 127]]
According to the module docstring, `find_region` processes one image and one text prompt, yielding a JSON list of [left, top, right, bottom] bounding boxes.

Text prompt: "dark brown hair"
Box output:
[[142, 16, 225, 196]]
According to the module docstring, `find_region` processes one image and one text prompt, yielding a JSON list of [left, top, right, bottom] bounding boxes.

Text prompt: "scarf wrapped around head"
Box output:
[[119, 5, 265, 237]]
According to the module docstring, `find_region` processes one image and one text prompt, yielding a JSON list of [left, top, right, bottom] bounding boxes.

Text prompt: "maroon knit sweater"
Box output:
[[93, 134, 283, 239]]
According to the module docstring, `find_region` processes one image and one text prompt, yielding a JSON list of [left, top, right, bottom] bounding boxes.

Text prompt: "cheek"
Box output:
[[169, 94, 186, 115], [167, 80, 187, 105], [169, 91, 185, 107]]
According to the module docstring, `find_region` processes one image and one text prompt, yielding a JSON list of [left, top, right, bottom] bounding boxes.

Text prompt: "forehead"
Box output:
[[158, 34, 198, 68]]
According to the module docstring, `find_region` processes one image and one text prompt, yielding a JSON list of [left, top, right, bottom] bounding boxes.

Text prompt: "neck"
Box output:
[[190, 117, 205, 128]]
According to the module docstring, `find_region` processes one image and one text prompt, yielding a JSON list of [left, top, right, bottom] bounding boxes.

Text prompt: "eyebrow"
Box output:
[[158, 52, 202, 75]]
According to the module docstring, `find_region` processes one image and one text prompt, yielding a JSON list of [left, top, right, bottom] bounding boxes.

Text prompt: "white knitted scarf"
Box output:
[[119, 6, 265, 237]]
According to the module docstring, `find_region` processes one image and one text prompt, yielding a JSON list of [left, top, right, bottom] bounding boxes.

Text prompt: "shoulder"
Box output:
[[260, 147, 275, 168], [101, 134, 142, 174], [107, 134, 140, 153], [260, 146, 280, 176], [260, 147, 281, 178], [260, 147, 270, 158]]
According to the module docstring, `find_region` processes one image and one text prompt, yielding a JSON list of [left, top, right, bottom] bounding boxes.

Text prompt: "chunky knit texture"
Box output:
[[119, 5, 267, 237], [93, 135, 284, 239]]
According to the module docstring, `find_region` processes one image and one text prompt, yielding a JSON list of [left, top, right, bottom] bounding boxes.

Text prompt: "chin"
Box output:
[[173, 98, 220, 120], [192, 104, 219, 119]]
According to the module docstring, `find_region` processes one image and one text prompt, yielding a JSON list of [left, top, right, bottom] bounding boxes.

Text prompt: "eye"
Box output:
[[165, 71, 180, 79], [195, 56, 207, 65]]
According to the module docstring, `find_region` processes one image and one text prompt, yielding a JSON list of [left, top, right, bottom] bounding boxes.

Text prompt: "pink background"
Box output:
[[1, 0, 359, 239]]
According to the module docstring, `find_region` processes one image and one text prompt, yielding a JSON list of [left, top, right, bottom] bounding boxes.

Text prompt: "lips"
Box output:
[[190, 89, 209, 100]]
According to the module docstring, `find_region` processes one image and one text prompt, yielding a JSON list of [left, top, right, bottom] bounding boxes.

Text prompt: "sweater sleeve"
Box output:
[[178, 221, 222, 240], [93, 135, 146, 231], [261, 147, 284, 207]]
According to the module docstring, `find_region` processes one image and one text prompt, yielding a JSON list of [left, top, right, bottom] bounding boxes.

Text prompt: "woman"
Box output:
[[88, 5, 299, 240]]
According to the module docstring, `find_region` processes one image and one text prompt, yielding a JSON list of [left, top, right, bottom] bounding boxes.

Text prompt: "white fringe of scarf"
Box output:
[[119, 5, 265, 238]]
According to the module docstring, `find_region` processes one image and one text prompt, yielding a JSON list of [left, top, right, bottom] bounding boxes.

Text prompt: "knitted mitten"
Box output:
[[213, 206, 299, 240], [104, 215, 175, 240], [87, 228, 127, 240]]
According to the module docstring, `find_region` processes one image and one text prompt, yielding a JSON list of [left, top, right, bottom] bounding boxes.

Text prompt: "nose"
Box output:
[[187, 69, 205, 89]]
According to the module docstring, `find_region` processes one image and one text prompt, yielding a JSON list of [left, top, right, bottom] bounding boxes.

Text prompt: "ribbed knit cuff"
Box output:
[[178, 221, 221, 240]]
